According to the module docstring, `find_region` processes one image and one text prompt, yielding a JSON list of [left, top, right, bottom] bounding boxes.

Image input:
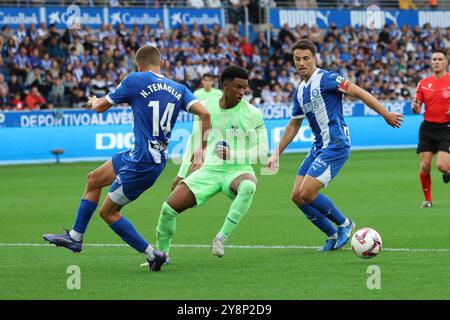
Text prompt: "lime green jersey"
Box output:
[[194, 88, 223, 101], [177, 97, 269, 178]]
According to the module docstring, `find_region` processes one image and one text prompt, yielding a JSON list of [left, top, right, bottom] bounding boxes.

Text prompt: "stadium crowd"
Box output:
[[0, 18, 449, 110]]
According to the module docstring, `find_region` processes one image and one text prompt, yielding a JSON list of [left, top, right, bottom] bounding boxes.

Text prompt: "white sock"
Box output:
[[339, 219, 350, 228], [328, 233, 337, 240], [69, 230, 83, 242], [144, 245, 155, 260]]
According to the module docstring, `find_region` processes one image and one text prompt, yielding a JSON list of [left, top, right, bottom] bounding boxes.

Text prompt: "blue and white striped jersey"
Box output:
[[291, 68, 351, 149], [106, 71, 198, 165]]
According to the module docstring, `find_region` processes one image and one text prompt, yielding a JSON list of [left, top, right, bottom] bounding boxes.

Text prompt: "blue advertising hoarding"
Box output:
[[0, 7, 447, 29], [0, 115, 421, 165], [45, 6, 105, 29], [0, 7, 40, 27], [0, 101, 417, 128], [108, 8, 163, 28], [269, 9, 449, 29], [167, 8, 224, 28]]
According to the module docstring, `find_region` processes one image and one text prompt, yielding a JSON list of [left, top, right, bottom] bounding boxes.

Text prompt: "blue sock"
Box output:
[[299, 204, 337, 237], [310, 194, 346, 225], [109, 216, 149, 253], [72, 199, 97, 233]]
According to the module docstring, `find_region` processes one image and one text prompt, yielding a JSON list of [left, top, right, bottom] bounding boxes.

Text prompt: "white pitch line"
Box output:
[[0, 243, 448, 253]]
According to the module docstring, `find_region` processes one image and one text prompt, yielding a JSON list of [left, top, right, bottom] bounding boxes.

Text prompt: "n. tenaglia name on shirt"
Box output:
[[139, 83, 182, 100]]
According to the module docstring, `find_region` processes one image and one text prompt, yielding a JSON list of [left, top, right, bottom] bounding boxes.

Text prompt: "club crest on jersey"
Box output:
[[443, 90, 450, 98], [312, 88, 320, 97], [230, 124, 239, 135]]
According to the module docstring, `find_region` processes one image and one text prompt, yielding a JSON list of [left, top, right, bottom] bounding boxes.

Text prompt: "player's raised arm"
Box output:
[[346, 83, 403, 128], [187, 101, 211, 171]]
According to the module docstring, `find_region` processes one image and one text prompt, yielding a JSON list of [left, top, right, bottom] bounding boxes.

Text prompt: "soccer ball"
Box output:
[[351, 228, 382, 259]]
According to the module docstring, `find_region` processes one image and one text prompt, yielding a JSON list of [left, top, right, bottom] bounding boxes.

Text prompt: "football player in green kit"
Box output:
[[171, 73, 223, 191], [157, 66, 269, 260]]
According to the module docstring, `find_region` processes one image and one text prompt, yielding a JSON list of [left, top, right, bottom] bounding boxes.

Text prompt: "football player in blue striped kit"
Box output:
[[267, 39, 403, 250], [43, 45, 211, 271]]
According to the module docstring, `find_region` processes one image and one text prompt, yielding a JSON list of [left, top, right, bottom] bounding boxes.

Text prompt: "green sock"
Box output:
[[156, 202, 178, 254], [219, 180, 256, 238]]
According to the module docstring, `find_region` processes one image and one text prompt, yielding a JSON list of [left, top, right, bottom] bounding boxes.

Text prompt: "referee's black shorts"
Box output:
[[417, 120, 450, 154]]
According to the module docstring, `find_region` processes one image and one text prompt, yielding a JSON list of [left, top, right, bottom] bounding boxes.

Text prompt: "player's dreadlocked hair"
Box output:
[[220, 66, 249, 84]]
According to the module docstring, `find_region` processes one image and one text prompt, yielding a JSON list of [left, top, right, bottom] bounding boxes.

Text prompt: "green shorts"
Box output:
[[182, 165, 255, 206]]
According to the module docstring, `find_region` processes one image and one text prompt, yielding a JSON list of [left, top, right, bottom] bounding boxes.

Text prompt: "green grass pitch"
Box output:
[[1, 149, 449, 300]]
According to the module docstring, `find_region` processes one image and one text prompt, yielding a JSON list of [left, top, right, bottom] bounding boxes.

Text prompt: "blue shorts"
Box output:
[[109, 151, 166, 206], [297, 147, 350, 188]]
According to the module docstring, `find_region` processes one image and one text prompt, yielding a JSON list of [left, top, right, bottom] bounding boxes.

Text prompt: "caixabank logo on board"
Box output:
[[46, 6, 103, 28], [109, 9, 162, 27], [169, 9, 221, 28], [0, 8, 38, 26]]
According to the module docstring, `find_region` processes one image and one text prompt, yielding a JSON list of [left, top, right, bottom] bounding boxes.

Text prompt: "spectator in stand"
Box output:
[[197, 58, 213, 77], [90, 73, 108, 97], [239, 36, 254, 58], [228, 0, 248, 25], [70, 87, 88, 109], [8, 74, 23, 100], [48, 78, 65, 108], [428, 0, 438, 9], [46, 37, 65, 59], [13, 46, 31, 83], [83, 60, 97, 79], [0, 74, 9, 109], [278, 23, 296, 45], [0, 18, 448, 110], [25, 86, 46, 110], [11, 92, 24, 110], [16, 24, 27, 44], [25, 66, 45, 89]]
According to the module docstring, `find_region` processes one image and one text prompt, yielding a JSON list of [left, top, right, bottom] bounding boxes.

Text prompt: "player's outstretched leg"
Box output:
[[156, 202, 178, 255], [100, 196, 167, 272], [214, 177, 257, 257], [156, 182, 197, 259], [43, 160, 116, 253], [309, 193, 355, 250], [298, 204, 338, 251], [292, 176, 338, 251]]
